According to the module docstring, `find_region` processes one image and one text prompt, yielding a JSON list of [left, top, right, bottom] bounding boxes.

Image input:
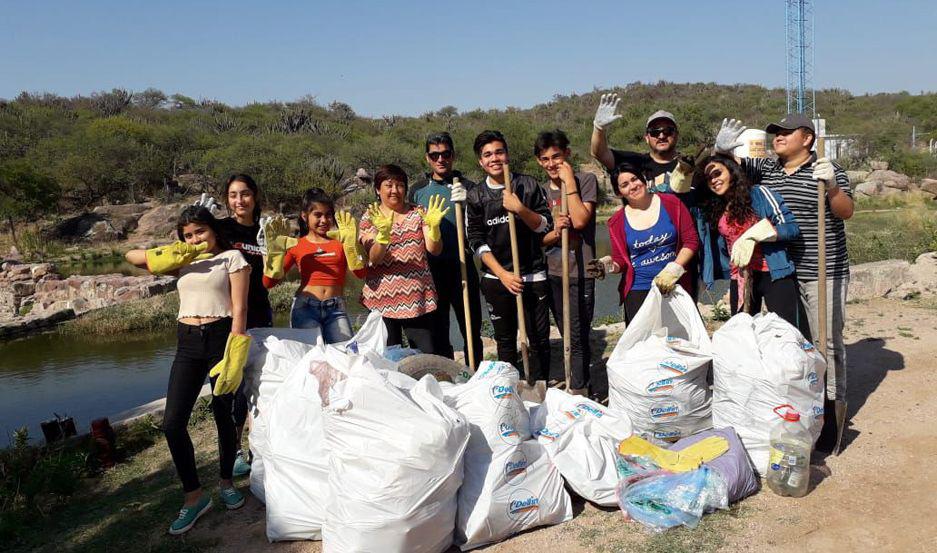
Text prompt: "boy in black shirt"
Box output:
[[466, 130, 553, 380]]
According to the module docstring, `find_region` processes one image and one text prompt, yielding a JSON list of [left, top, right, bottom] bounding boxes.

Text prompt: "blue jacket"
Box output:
[[697, 185, 800, 288]]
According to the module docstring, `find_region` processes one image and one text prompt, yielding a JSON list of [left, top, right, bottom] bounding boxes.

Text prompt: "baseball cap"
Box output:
[[646, 110, 677, 129], [766, 113, 815, 134]]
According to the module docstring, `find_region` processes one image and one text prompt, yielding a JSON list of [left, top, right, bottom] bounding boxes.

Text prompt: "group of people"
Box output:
[[127, 94, 855, 534]]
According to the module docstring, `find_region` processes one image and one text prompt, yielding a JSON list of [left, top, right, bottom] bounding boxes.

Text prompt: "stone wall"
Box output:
[[848, 252, 937, 301]]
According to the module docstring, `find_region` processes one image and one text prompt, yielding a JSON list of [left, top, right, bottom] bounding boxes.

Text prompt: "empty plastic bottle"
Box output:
[[766, 405, 812, 497]]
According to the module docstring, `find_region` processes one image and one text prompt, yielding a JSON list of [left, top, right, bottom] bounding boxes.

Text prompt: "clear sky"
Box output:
[[2, 0, 934, 116]]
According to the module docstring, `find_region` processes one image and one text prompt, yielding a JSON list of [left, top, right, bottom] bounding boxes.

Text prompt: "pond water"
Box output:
[[0, 232, 725, 445]]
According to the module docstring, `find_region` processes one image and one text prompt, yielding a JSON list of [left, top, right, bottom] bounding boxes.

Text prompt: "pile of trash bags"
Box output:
[[241, 285, 827, 549]]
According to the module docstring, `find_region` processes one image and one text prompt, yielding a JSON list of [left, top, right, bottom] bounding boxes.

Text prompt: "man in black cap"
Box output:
[[590, 94, 694, 199], [715, 114, 854, 453]]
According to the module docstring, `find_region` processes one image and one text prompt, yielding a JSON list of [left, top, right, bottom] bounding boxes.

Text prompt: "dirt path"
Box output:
[[201, 298, 937, 553]]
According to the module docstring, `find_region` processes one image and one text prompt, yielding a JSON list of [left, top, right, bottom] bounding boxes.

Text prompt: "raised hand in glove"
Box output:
[[263, 233, 299, 280], [669, 145, 712, 194], [366, 203, 394, 245], [450, 178, 467, 203], [327, 210, 365, 271], [193, 193, 220, 214], [715, 118, 747, 154], [593, 93, 622, 131], [145, 241, 211, 274], [421, 194, 451, 243], [729, 218, 777, 268], [209, 333, 252, 396], [586, 255, 620, 280], [653, 261, 686, 294]]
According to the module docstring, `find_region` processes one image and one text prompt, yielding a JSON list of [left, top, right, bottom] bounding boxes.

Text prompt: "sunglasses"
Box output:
[[427, 150, 453, 161], [647, 126, 676, 138]]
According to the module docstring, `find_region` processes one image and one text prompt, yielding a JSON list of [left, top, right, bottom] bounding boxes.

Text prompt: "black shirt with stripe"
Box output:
[[742, 157, 852, 281]]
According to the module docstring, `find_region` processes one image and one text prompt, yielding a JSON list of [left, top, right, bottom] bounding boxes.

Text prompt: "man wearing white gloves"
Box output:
[[716, 113, 854, 453], [590, 93, 696, 201], [409, 131, 483, 368]]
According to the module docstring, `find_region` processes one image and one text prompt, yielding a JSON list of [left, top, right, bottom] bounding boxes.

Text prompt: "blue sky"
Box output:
[[2, 0, 934, 116]]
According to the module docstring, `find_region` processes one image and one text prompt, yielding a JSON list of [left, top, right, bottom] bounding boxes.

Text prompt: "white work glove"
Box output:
[[593, 93, 622, 131], [586, 255, 620, 280], [653, 262, 686, 294], [257, 215, 291, 255], [193, 193, 220, 214], [449, 178, 467, 203], [729, 218, 777, 268], [256, 215, 273, 253], [812, 157, 835, 184], [714, 118, 747, 154]]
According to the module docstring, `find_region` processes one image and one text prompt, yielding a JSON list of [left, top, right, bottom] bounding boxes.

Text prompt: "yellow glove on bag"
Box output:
[[421, 194, 451, 243], [618, 434, 729, 472], [145, 241, 210, 274], [327, 210, 365, 271], [263, 235, 299, 280], [210, 333, 252, 396]]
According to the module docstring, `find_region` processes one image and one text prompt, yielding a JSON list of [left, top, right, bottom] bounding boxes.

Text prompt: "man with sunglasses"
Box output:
[[591, 93, 687, 199], [408, 131, 483, 368]]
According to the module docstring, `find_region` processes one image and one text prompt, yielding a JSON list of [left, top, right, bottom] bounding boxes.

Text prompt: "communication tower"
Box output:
[[786, 0, 815, 116]]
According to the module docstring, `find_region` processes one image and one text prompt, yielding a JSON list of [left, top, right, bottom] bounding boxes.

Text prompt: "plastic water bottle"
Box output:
[[766, 405, 812, 497]]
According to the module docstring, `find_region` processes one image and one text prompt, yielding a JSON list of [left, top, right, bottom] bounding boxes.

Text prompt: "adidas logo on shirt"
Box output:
[[486, 215, 510, 226]]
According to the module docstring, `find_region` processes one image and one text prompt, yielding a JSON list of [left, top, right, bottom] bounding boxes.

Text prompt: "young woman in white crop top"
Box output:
[[125, 206, 251, 534]]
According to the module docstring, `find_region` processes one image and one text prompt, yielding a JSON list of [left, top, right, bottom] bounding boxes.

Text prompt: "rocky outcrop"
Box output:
[[49, 203, 154, 243], [128, 199, 194, 243], [848, 252, 937, 301], [0, 261, 174, 336]]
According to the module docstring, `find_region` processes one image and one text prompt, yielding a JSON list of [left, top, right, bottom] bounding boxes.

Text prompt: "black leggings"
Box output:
[[480, 277, 552, 381], [383, 312, 444, 354], [163, 318, 238, 493], [729, 272, 812, 341], [429, 257, 484, 369], [548, 276, 600, 393], [623, 289, 651, 324]]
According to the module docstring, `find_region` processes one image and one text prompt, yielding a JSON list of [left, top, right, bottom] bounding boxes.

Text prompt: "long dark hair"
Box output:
[[694, 154, 755, 228], [225, 174, 263, 223], [176, 206, 231, 250], [298, 187, 335, 236], [610, 162, 648, 206]]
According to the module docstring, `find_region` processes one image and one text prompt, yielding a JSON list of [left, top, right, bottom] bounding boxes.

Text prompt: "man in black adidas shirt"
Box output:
[[716, 113, 854, 453], [466, 130, 553, 380]]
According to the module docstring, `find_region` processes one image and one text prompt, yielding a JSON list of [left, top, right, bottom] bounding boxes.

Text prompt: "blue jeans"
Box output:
[[290, 295, 353, 343]]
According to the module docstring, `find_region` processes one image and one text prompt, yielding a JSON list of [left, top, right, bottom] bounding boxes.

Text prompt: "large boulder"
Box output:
[[846, 170, 870, 184], [49, 202, 152, 243], [867, 169, 911, 191], [129, 200, 192, 243], [869, 160, 889, 171], [854, 181, 882, 197], [848, 259, 912, 301], [920, 178, 937, 197]]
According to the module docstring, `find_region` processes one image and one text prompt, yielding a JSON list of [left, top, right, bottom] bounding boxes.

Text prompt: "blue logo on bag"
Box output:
[[646, 378, 675, 394], [650, 402, 680, 419], [503, 451, 528, 484], [500, 422, 520, 440], [812, 405, 825, 420], [653, 429, 682, 439], [807, 372, 818, 386], [802, 342, 816, 352], [506, 490, 540, 521], [490, 384, 515, 401], [536, 427, 559, 442], [575, 402, 605, 418], [659, 358, 688, 375], [498, 412, 522, 445]]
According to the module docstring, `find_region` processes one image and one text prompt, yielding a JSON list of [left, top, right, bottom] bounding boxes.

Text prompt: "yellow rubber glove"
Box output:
[[618, 435, 729, 472], [210, 333, 252, 396], [729, 218, 777, 269], [669, 159, 694, 194], [366, 203, 393, 245], [327, 210, 365, 271], [263, 235, 299, 280], [652, 262, 686, 294], [145, 241, 210, 274], [421, 194, 451, 243]]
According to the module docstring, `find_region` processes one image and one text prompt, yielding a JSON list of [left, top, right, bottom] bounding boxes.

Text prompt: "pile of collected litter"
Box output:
[[243, 285, 827, 551]]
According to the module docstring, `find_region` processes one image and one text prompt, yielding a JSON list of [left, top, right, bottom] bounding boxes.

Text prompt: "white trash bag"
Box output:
[[531, 388, 633, 506], [443, 361, 573, 550], [607, 286, 713, 441], [712, 312, 826, 475], [322, 357, 470, 553]]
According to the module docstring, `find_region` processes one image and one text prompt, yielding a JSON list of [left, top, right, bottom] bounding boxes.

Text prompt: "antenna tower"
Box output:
[[786, 0, 815, 116]]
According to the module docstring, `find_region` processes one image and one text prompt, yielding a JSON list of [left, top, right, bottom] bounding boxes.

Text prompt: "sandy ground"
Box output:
[[197, 298, 937, 553]]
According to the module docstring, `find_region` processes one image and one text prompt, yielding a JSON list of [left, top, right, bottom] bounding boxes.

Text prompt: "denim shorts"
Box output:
[[290, 295, 353, 344]]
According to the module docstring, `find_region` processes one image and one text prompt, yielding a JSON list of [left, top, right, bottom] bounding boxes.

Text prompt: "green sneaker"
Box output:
[[220, 486, 245, 510], [168, 495, 212, 535], [232, 450, 251, 477]]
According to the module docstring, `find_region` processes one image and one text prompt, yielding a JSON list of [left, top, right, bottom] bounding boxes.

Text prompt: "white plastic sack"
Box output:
[[712, 312, 826, 475], [531, 388, 633, 506], [443, 361, 573, 550], [607, 286, 713, 441], [322, 357, 470, 553]]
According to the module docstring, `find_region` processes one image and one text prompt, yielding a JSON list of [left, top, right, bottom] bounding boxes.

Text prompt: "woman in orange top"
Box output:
[[262, 188, 365, 343]]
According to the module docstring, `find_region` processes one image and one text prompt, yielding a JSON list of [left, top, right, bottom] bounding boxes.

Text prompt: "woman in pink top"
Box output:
[[359, 164, 450, 353]]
